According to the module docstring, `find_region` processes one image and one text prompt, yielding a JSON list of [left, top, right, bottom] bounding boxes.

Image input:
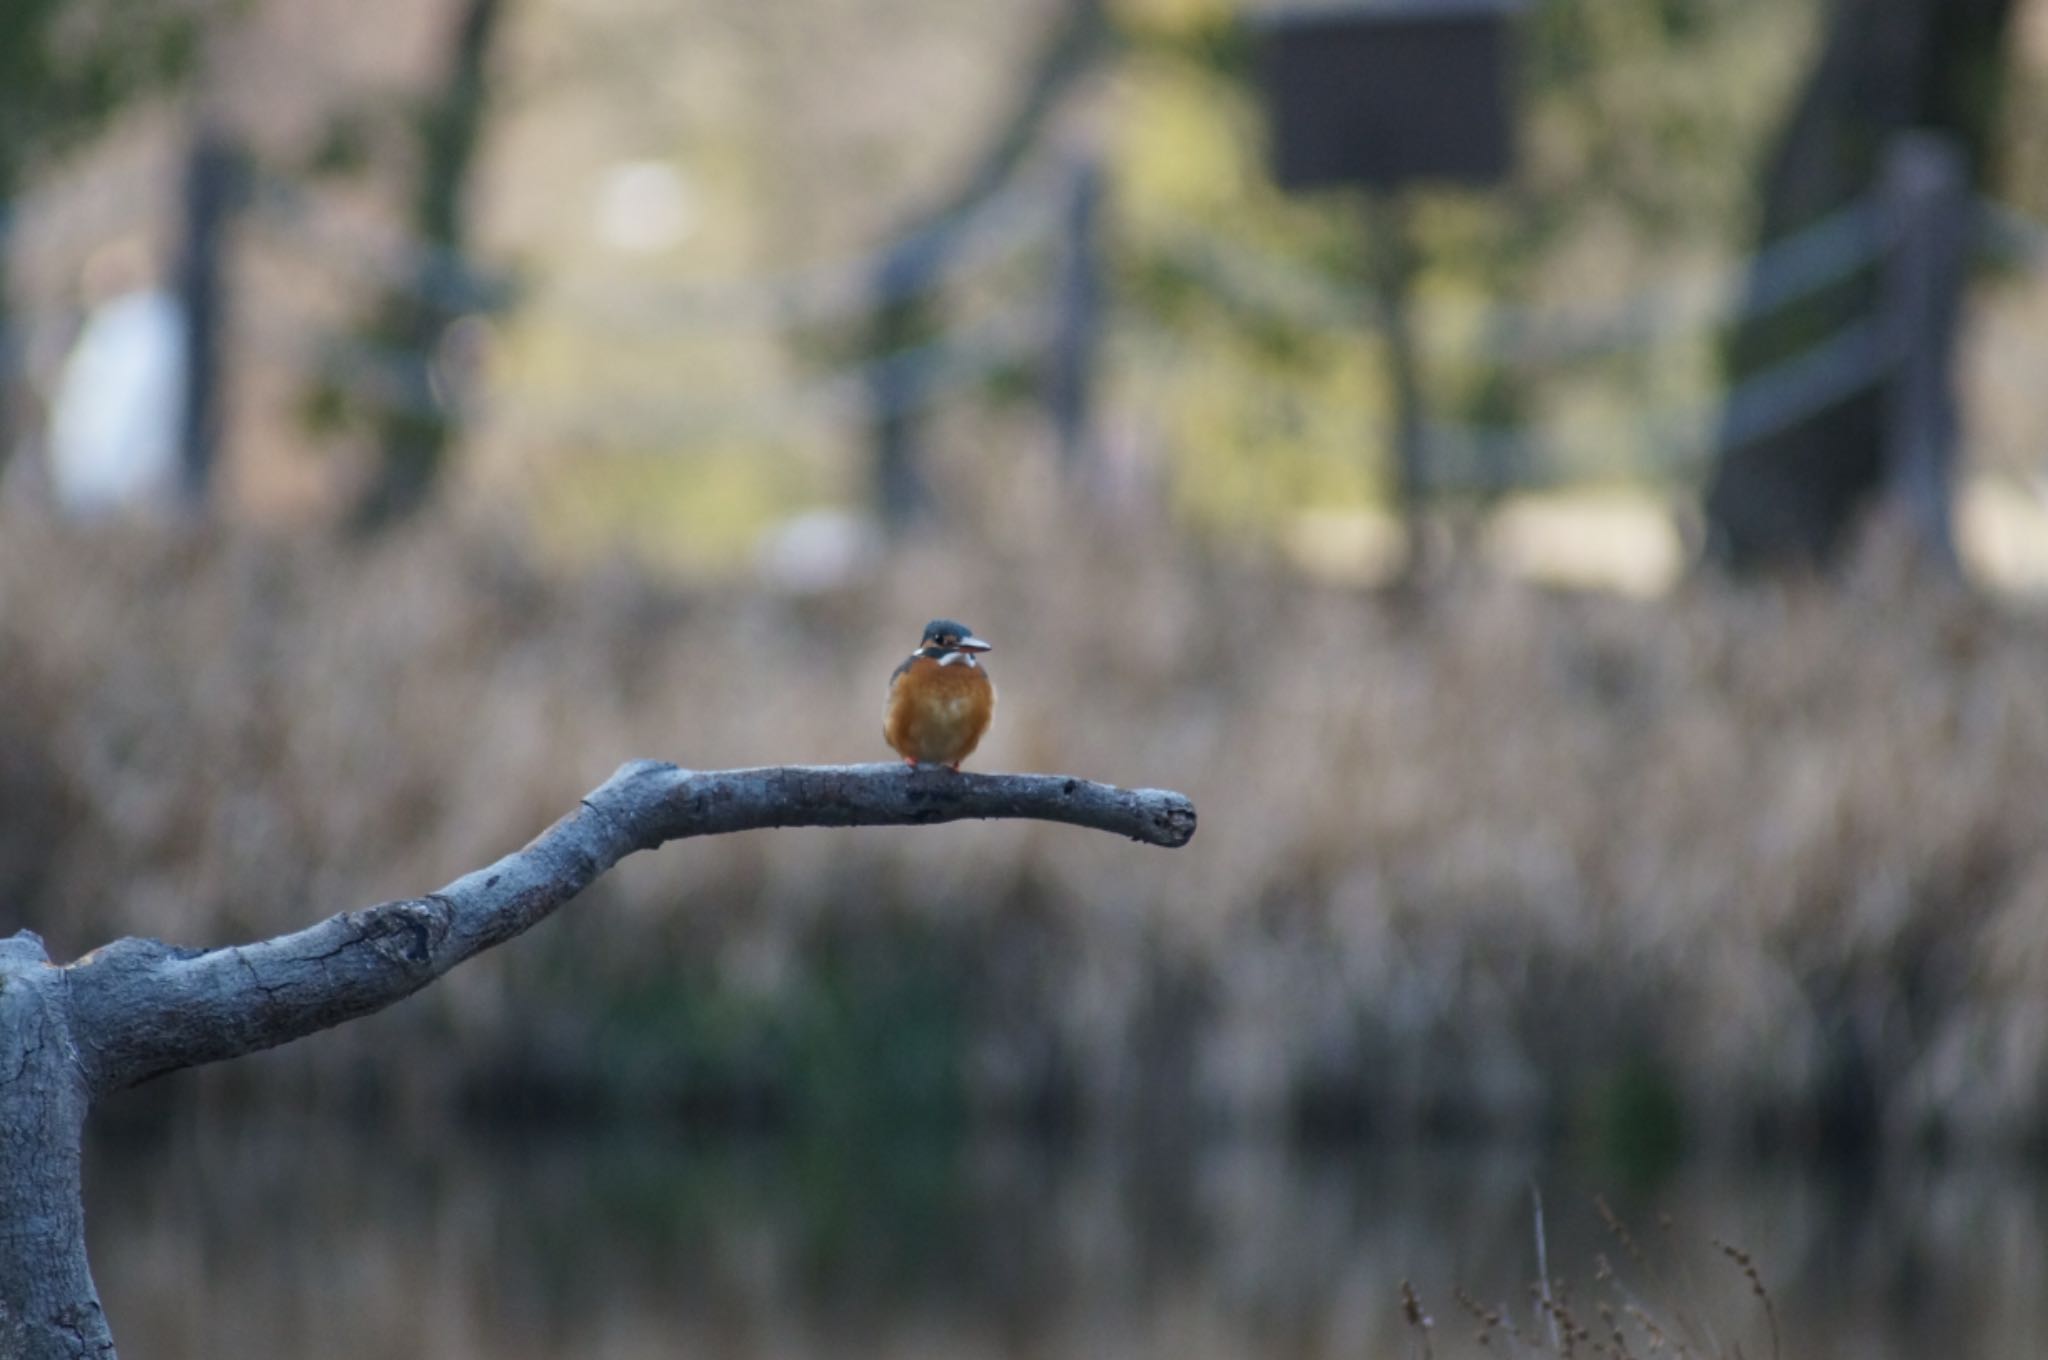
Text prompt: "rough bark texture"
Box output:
[[1705, 0, 2016, 571], [0, 936, 108, 1358], [0, 760, 1195, 1359]]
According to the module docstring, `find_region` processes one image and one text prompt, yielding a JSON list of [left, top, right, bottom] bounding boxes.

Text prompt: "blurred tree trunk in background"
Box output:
[[1706, 0, 2015, 573], [0, 153, 18, 471], [0, 0, 51, 475], [352, 0, 505, 531], [865, 0, 1108, 530]]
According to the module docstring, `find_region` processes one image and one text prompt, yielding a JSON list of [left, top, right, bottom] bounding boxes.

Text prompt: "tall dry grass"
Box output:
[[9, 509, 2048, 1148]]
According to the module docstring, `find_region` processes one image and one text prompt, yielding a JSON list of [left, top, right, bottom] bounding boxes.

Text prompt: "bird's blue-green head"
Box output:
[[918, 618, 992, 658]]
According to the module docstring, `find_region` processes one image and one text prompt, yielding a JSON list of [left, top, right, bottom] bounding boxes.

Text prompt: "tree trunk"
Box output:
[[0, 935, 112, 1359], [174, 125, 238, 507], [353, 0, 504, 531], [1704, 0, 2015, 572]]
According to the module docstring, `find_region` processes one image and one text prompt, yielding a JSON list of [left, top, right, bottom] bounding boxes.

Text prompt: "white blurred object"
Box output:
[[47, 289, 188, 517], [754, 509, 883, 593], [592, 161, 697, 255]]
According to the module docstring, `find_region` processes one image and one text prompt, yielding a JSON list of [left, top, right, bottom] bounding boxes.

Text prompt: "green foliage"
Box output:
[[1105, 0, 1815, 527], [0, 0, 215, 187], [1520, 0, 1805, 237]]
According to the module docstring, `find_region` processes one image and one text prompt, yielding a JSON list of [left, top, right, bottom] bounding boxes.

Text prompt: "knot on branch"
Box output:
[[346, 897, 454, 969]]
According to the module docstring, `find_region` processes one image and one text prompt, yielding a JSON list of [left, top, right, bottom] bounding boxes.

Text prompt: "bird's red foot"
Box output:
[[902, 756, 920, 769]]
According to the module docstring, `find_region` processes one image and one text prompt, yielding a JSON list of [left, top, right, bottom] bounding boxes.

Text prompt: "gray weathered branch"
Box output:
[[1, 761, 1194, 1360], [65, 761, 1194, 1095]]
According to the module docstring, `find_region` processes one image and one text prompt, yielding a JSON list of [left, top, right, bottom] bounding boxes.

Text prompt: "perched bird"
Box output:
[[884, 618, 996, 770]]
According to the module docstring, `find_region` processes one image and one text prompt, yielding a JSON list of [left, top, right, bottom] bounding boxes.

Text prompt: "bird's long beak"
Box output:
[[958, 634, 993, 652]]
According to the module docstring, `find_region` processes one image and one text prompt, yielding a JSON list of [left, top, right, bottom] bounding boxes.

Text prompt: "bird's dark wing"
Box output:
[[888, 654, 917, 690]]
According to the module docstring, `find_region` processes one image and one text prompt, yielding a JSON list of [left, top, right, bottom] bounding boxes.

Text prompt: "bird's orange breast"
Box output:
[[884, 655, 996, 767]]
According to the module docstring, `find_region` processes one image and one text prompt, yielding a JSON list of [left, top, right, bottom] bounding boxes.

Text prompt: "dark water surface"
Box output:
[[85, 1110, 2048, 1359]]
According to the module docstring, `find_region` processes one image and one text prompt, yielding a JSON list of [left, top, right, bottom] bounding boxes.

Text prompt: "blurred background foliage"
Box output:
[[10, 0, 2048, 1353], [6, 0, 2048, 1157], [0, 0, 1852, 558]]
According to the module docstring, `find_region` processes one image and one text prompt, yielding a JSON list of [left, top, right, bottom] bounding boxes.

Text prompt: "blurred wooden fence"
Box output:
[[0, 126, 2039, 535]]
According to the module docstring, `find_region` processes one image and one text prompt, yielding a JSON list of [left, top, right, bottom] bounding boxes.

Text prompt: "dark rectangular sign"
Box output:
[[1258, 1, 1519, 191]]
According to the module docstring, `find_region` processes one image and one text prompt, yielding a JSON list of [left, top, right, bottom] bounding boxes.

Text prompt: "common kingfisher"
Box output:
[[884, 618, 996, 770]]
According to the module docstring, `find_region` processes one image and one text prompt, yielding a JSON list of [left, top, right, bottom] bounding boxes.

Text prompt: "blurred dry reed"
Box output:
[[9, 508, 2048, 1149]]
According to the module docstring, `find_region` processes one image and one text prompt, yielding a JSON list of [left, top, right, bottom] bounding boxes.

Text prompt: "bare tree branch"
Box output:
[[2, 760, 1192, 1359], [63, 761, 1196, 1098]]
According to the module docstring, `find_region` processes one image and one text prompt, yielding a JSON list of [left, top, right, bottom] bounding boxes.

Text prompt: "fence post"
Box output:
[[867, 238, 946, 532], [176, 124, 239, 507], [1049, 153, 1103, 484], [1876, 131, 1968, 570], [1366, 195, 1429, 576]]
